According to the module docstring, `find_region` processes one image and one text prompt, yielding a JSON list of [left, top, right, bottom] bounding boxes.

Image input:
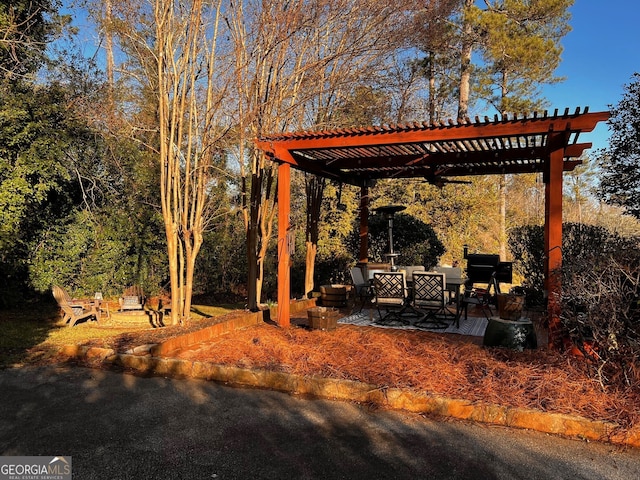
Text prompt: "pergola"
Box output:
[[255, 107, 609, 348]]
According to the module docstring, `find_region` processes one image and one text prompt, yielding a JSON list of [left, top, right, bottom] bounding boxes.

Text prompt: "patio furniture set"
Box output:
[[351, 265, 465, 329], [53, 285, 146, 327], [350, 259, 505, 331]]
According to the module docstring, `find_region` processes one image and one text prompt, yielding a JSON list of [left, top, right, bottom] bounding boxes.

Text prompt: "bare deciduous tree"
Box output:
[[86, 0, 232, 323], [225, 1, 408, 308], [154, 0, 230, 323]]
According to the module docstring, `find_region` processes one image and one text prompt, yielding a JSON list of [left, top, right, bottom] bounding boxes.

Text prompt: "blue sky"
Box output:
[[64, 1, 636, 151], [543, 1, 639, 151]]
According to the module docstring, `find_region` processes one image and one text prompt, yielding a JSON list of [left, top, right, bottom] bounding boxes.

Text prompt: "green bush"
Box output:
[[508, 224, 545, 306], [509, 223, 640, 387], [351, 212, 445, 268], [559, 233, 640, 388], [194, 215, 247, 297], [29, 209, 167, 299], [310, 252, 353, 288], [509, 223, 622, 307]]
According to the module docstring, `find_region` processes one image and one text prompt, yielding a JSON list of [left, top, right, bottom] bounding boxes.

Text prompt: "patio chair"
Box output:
[[119, 285, 146, 311], [434, 266, 463, 304], [350, 266, 372, 312], [373, 271, 410, 325], [412, 272, 451, 329], [462, 272, 499, 320], [52, 285, 100, 327]]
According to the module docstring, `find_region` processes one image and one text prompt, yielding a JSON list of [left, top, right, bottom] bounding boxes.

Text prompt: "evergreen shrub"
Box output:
[[510, 223, 640, 387]]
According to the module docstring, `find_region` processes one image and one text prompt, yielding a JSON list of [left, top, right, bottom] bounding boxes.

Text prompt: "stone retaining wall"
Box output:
[[58, 345, 640, 448], [150, 298, 317, 356]]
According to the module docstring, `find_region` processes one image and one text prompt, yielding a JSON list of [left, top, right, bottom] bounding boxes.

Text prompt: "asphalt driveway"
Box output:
[[1, 365, 638, 479]]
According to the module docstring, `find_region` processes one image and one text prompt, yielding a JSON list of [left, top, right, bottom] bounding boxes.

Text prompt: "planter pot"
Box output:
[[307, 307, 340, 331], [483, 316, 537, 351], [320, 284, 350, 307], [497, 293, 525, 320]]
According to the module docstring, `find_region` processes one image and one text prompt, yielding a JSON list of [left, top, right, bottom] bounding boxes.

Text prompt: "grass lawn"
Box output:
[[0, 300, 239, 368]]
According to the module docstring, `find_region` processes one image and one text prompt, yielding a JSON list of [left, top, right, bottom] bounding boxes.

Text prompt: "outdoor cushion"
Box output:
[[122, 296, 143, 309]]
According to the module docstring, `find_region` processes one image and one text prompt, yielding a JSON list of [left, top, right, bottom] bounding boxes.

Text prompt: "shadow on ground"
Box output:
[[0, 300, 60, 367]]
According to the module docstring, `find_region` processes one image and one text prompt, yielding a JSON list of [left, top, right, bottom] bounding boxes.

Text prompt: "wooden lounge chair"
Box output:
[[119, 285, 146, 311], [52, 285, 100, 327]]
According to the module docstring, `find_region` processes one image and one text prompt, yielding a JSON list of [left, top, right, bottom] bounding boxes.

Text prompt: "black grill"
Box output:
[[465, 253, 513, 284], [495, 261, 513, 284], [466, 254, 499, 283]]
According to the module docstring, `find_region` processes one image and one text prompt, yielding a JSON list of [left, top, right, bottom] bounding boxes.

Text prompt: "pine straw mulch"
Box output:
[[167, 322, 640, 430]]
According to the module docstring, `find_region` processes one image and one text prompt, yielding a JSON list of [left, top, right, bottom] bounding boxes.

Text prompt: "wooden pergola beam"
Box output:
[[358, 186, 370, 263], [256, 111, 608, 153], [298, 142, 591, 172], [545, 132, 570, 349]]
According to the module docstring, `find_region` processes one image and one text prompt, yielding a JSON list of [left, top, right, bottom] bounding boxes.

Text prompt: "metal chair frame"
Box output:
[[350, 267, 373, 312], [373, 272, 410, 325], [412, 272, 452, 329], [462, 272, 500, 320]]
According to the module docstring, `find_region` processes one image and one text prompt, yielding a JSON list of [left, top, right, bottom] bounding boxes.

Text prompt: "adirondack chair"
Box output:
[[52, 285, 100, 327], [118, 285, 146, 311]]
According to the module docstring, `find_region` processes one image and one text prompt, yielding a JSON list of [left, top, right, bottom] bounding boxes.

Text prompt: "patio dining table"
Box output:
[[444, 276, 467, 325]]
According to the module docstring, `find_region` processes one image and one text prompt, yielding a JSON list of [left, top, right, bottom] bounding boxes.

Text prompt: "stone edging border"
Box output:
[[57, 299, 640, 449]]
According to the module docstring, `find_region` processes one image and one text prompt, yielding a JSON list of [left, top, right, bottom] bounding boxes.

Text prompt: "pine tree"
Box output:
[[474, 0, 572, 113], [473, 0, 572, 258]]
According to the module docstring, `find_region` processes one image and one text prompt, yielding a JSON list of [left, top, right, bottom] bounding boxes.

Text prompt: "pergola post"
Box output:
[[277, 163, 291, 327], [544, 138, 565, 350], [358, 185, 370, 264]]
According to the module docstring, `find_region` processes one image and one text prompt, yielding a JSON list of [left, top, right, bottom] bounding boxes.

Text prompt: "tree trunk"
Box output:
[[104, 0, 115, 108], [154, 0, 226, 325], [304, 175, 325, 298], [182, 229, 202, 323], [304, 241, 317, 298], [244, 151, 277, 311], [427, 53, 436, 123], [457, 0, 475, 120], [499, 174, 507, 260], [246, 168, 262, 311], [246, 229, 259, 310], [499, 72, 508, 260], [165, 224, 181, 325]]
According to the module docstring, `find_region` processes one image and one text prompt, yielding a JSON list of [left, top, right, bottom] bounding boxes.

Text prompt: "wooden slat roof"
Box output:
[[256, 107, 610, 186]]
